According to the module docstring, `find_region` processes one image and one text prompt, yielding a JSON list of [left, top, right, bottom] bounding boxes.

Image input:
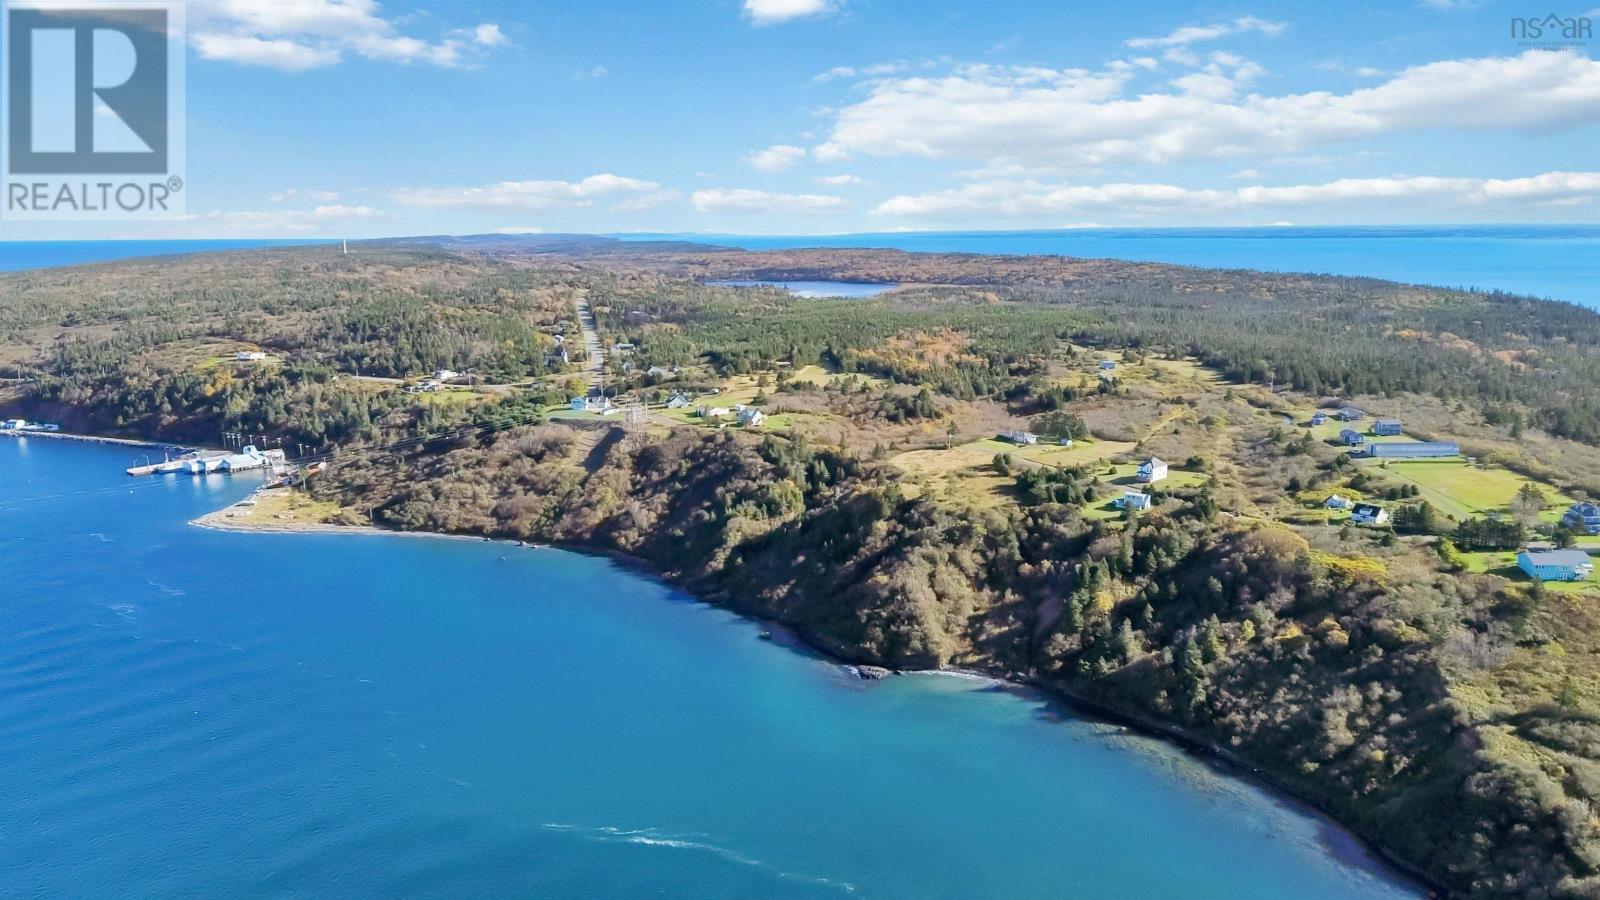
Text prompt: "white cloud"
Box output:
[[193, 203, 384, 234], [191, 33, 339, 70], [470, 24, 509, 47], [872, 171, 1600, 223], [815, 51, 1600, 170], [573, 65, 608, 80], [812, 59, 937, 83], [189, 0, 507, 70], [270, 188, 341, 203], [691, 188, 848, 214], [1125, 16, 1285, 49], [744, 144, 808, 172], [744, 0, 836, 26], [814, 173, 869, 185], [392, 175, 670, 211]]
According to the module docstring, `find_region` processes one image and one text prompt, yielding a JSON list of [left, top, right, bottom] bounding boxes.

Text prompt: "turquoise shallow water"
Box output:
[[0, 437, 1423, 898]]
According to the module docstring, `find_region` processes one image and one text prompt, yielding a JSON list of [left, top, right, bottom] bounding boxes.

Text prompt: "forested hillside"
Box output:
[[8, 241, 1600, 897]]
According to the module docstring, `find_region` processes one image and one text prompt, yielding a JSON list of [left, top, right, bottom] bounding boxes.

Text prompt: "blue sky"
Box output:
[[22, 0, 1600, 238]]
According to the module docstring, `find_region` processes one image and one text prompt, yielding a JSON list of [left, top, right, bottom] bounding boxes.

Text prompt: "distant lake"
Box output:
[[645, 225, 1600, 309], [0, 437, 1424, 899], [709, 279, 900, 298]]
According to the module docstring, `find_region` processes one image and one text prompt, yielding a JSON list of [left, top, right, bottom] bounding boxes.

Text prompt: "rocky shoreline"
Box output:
[[193, 492, 1437, 897]]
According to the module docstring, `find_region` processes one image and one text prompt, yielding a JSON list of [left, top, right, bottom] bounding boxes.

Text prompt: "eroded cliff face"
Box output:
[[309, 423, 1596, 898]]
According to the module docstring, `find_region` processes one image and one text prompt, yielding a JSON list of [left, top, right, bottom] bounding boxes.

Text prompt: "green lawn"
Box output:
[[1101, 463, 1208, 489], [1460, 550, 1600, 596], [1377, 460, 1573, 522]]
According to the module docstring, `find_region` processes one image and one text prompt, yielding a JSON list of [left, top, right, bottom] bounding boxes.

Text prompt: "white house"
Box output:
[[999, 430, 1039, 445], [235, 350, 268, 362], [1116, 490, 1152, 511], [2, 419, 25, 430], [1350, 503, 1389, 526], [666, 393, 692, 409], [1325, 495, 1355, 510], [738, 407, 767, 427], [1518, 550, 1594, 583], [433, 369, 461, 383], [570, 396, 612, 413], [698, 406, 731, 419], [1136, 457, 1168, 483]]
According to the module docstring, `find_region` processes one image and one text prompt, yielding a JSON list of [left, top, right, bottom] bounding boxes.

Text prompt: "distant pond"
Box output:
[[708, 279, 900, 298]]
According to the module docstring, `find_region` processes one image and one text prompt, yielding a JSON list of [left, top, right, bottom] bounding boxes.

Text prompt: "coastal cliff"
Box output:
[[306, 423, 1584, 898]]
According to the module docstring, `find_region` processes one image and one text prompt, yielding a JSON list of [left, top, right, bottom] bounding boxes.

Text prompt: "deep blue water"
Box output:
[[0, 437, 1424, 898], [709, 279, 900, 298], [636, 225, 1600, 309], [0, 240, 327, 271]]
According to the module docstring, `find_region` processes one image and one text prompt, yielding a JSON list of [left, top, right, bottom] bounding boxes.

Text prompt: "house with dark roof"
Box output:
[[1340, 429, 1366, 446], [1350, 503, 1389, 526], [1336, 407, 1366, 422], [1372, 419, 1403, 436]]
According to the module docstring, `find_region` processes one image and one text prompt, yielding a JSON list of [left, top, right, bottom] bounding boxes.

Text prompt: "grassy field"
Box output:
[[1460, 549, 1600, 596], [412, 389, 490, 408], [222, 488, 343, 526], [890, 443, 1017, 509], [1374, 459, 1574, 522]]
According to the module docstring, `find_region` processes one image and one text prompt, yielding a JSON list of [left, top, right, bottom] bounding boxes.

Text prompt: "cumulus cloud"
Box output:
[[814, 51, 1600, 171], [872, 171, 1600, 223], [691, 188, 848, 214], [744, 0, 837, 26], [1125, 15, 1285, 49], [814, 173, 869, 185], [190, 0, 508, 70], [270, 188, 341, 203], [392, 175, 671, 211], [192, 202, 383, 234], [191, 33, 339, 70], [744, 144, 808, 172]]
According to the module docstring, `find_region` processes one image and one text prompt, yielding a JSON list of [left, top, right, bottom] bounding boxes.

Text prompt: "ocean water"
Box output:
[[638, 225, 1600, 309], [0, 437, 1422, 898], [709, 279, 901, 298], [0, 240, 326, 271]]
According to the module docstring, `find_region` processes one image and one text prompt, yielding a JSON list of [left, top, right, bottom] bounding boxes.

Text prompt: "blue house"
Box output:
[[1336, 407, 1366, 422], [1309, 412, 1329, 427], [1372, 419, 1403, 436], [1518, 550, 1594, 582], [1562, 502, 1600, 536], [1340, 429, 1366, 446]]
